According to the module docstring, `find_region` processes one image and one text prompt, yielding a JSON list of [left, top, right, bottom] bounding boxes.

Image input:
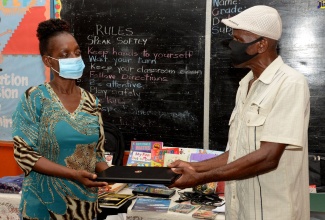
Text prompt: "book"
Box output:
[[200, 149, 224, 156], [104, 152, 114, 166], [126, 151, 152, 166], [127, 183, 168, 189], [178, 148, 223, 157], [192, 205, 218, 219], [130, 141, 163, 153], [193, 181, 218, 195], [170, 147, 199, 162], [98, 182, 127, 195], [98, 193, 136, 209], [131, 197, 171, 212], [189, 153, 217, 162], [163, 153, 188, 167], [178, 147, 200, 156], [168, 203, 197, 214], [151, 148, 180, 167], [132, 186, 176, 198]]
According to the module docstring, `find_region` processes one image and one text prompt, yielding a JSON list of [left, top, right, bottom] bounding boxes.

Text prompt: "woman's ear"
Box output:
[[42, 55, 52, 68]]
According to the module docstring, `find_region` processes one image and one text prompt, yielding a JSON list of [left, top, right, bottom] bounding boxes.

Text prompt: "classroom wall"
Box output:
[[57, 0, 325, 153], [0, 141, 130, 177], [1, 0, 325, 175], [0, 0, 51, 177], [0, 142, 23, 177]]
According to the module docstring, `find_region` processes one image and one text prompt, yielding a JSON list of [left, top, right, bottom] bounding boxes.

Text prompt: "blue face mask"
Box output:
[[48, 56, 85, 79]]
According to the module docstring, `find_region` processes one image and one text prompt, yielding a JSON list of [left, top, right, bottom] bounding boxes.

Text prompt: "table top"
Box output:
[[123, 187, 225, 220], [0, 192, 21, 219]]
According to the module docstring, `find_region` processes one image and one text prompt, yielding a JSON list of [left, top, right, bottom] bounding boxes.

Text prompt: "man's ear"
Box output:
[[257, 38, 268, 53], [42, 55, 52, 68]]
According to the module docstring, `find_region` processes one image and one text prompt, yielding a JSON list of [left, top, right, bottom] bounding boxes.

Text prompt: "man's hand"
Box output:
[[168, 159, 194, 170], [168, 160, 202, 188], [73, 170, 108, 188]]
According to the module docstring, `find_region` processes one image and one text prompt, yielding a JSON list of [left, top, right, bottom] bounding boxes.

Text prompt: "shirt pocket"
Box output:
[[245, 105, 267, 150]]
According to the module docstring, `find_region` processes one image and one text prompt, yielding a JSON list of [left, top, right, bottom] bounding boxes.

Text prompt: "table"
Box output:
[[115, 188, 225, 220], [0, 188, 225, 220], [0, 192, 21, 219]]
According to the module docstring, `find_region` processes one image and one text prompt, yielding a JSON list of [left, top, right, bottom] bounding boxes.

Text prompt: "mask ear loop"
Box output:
[[47, 56, 60, 74], [47, 56, 59, 61], [50, 67, 60, 74]]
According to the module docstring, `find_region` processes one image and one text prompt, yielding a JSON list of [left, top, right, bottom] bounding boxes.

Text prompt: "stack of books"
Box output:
[[98, 182, 127, 196], [127, 141, 164, 166], [98, 193, 136, 209], [131, 197, 171, 212], [126, 141, 224, 167]]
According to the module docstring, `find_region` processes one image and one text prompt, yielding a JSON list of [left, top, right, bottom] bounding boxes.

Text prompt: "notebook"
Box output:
[[95, 166, 180, 185]]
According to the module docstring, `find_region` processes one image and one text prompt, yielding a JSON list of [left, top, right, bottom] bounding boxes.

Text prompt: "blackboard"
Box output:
[[59, 0, 325, 153], [209, 0, 325, 153], [60, 0, 207, 150]]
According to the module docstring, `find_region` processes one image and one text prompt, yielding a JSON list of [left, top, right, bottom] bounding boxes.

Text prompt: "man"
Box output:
[[168, 5, 310, 220]]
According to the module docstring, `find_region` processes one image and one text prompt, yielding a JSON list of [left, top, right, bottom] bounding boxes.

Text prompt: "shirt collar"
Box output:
[[239, 56, 284, 86]]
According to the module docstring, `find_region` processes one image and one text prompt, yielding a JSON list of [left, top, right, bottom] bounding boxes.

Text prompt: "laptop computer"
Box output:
[[95, 166, 181, 185]]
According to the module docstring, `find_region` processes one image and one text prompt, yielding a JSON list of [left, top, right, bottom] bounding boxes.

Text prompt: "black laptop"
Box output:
[[95, 166, 181, 185]]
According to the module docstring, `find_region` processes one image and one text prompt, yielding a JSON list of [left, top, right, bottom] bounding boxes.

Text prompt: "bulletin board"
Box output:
[[0, 0, 51, 141]]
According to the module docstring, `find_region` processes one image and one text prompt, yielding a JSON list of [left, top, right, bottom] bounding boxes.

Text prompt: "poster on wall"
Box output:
[[0, 0, 51, 141]]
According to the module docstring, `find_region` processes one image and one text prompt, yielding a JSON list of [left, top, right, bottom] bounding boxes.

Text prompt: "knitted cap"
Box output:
[[221, 5, 282, 40]]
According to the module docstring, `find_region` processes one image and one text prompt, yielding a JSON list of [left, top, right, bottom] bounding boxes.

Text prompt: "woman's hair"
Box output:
[[36, 18, 71, 56]]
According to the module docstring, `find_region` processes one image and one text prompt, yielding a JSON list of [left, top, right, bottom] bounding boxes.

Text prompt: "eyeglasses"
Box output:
[[175, 190, 225, 207]]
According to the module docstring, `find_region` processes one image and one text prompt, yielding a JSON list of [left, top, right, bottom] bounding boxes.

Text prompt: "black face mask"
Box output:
[[229, 37, 263, 65]]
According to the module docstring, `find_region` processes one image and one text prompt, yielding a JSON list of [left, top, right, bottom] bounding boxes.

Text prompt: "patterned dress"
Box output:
[[12, 83, 106, 220]]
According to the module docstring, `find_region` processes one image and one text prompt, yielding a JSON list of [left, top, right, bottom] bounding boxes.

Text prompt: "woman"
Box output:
[[12, 18, 109, 219]]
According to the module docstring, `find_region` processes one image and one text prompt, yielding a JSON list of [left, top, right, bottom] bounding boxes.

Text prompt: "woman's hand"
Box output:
[[73, 170, 108, 188]]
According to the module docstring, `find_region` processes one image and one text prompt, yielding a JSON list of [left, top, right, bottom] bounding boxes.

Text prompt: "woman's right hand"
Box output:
[[73, 170, 108, 188]]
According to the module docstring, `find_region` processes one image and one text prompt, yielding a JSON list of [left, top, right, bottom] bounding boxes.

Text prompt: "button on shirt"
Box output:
[[225, 56, 310, 220]]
